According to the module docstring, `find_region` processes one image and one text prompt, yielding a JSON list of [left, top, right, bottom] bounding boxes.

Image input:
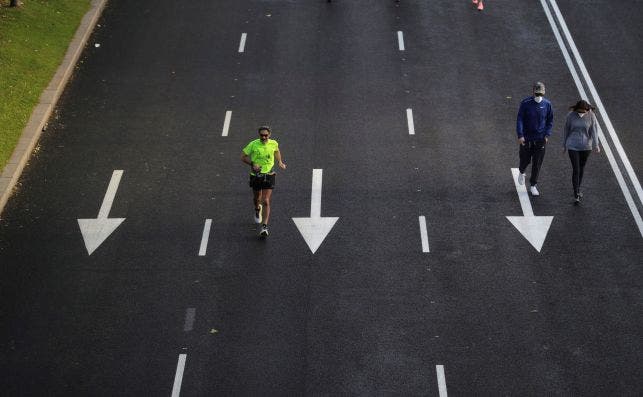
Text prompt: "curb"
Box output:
[[0, 0, 108, 216]]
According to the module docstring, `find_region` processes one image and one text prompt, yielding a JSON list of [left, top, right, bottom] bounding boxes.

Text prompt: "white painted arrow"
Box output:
[[292, 169, 339, 254], [506, 168, 553, 252], [78, 170, 126, 255]]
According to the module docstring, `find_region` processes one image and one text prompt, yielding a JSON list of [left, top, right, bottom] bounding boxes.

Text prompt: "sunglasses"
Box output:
[[259, 134, 269, 138]]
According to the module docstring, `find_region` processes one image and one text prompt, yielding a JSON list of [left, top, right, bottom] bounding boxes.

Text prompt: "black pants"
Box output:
[[519, 140, 547, 186], [568, 149, 591, 196]]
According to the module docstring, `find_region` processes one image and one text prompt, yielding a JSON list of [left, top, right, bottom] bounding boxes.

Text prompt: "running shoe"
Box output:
[[518, 173, 526, 185], [260, 224, 269, 237], [530, 185, 540, 196]]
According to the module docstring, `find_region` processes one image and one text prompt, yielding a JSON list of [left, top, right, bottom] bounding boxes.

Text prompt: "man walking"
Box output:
[[516, 81, 553, 196], [241, 126, 286, 237]]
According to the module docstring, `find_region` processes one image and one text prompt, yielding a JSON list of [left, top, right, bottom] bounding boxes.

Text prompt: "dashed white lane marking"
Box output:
[[397, 31, 405, 51], [198, 219, 212, 256], [171, 354, 187, 397], [436, 365, 448, 397], [238, 33, 247, 53], [406, 108, 415, 135], [184, 308, 196, 332], [222, 111, 232, 137], [419, 216, 430, 253]]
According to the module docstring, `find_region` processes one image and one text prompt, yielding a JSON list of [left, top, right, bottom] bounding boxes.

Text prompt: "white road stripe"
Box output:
[[436, 365, 448, 397], [406, 108, 415, 135], [198, 219, 212, 256], [222, 110, 232, 137], [238, 33, 247, 53], [511, 168, 534, 217], [419, 216, 430, 253], [548, 0, 643, 208], [540, 0, 643, 238], [397, 31, 405, 51], [310, 169, 323, 218], [171, 354, 187, 397], [184, 308, 196, 332], [97, 170, 123, 219]]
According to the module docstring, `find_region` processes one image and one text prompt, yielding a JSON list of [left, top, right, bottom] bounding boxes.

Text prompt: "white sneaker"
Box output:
[[530, 185, 540, 196], [254, 205, 262, 224], [518, 173, 526, 185], [260, 224, 269, 237]]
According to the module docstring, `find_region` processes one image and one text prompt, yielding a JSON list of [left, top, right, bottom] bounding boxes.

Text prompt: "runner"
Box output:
[[240, 126, 287, 237]]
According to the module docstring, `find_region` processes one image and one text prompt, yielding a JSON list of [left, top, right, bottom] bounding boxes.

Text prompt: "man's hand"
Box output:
[[278, 161, 287, 170], [518, 137, 525, 145], [252, 164, 261, 173], [595, 146, 601, 154]]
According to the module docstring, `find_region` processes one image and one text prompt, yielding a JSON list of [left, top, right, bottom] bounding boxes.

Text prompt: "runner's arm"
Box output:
[[241, 152, 252, 166], [274, 150, 286, 169], [241, 152, 261, 172]]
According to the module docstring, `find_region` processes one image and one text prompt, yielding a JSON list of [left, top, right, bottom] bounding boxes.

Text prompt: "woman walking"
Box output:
[[562, 100, 600, 204]]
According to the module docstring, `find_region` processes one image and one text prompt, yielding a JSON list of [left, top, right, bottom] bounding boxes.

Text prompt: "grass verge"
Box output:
[[0, 0, 91, 169]]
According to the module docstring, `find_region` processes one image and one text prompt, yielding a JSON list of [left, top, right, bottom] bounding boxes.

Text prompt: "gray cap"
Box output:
[[533, 81, 546, 95]]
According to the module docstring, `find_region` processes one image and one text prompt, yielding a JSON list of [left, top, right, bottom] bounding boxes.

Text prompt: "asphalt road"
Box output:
[[1, 0, 641, 395]]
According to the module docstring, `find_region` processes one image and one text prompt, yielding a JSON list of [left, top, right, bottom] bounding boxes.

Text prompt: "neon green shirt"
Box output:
[[243, 138, 279, 174]]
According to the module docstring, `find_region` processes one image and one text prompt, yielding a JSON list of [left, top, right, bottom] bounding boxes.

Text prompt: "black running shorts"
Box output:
[[249, 174, 276, 191]]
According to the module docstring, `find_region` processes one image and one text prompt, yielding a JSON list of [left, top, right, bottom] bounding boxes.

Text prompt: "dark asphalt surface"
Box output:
[[1, 1, 641, 395]]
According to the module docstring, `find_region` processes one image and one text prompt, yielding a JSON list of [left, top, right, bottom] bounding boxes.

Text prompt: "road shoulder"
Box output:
[[0, 0, 108, 216]]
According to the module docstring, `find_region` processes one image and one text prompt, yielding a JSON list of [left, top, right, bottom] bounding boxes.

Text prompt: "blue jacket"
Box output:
[[516, 96, 554, 141]]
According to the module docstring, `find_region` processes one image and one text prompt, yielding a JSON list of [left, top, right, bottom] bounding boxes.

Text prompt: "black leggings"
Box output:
[[568, 150, 591, 196]]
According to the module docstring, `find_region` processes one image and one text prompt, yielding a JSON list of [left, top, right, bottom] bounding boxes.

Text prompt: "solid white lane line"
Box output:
[[540, 0, 643, 238], [397, 31, 405, 51], [97, 170, 123, 219], [222, 110, 232, 137], [184, 308, 196, 332], [406, 108, 415, 135], [419, 216, 430, 253], [436, 365, 448, 397], [198, 219, 212, 256], [548, 0, 643, 208], [171, 354, 187, 397], [238, 33, 247, 53]]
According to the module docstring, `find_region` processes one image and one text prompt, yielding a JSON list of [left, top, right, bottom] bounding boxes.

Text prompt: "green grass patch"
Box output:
[[0, 0, 91, 169]]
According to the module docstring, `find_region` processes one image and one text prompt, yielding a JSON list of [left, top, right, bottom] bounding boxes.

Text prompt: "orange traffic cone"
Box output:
[[478, 0, 484, 10]]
